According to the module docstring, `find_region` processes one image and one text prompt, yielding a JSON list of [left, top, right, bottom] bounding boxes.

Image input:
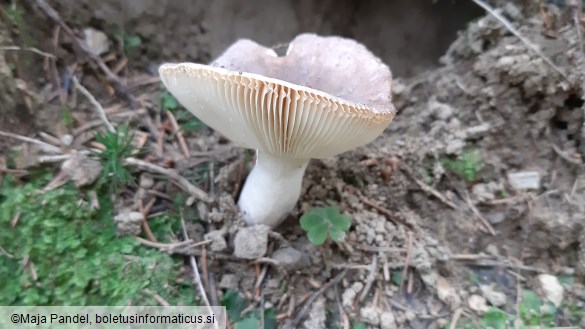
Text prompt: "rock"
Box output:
[[360, 305, 380, 325], [61, 152, 103, 187], [139, 173, 154, 189], [537, 274, 564, 307], [342, 282, 363, 309], [428, 97, 455, 120], [272, 246, 306, 271], [113, 210, 143, 236], [436, 276, 461, 308], [233, 225, 271, 259], [479, 285, 506, 307], [83, 27, 110, 56], [380, 311, 397, 329], [468, 294, 489, 314], [472, 183, 495, 202], [303, 297, 326, 329], [507, 171, 541, 190], [485, 244, 499, 257], [204, 230, 227, 252], [218, 274, 239, 290], [486, 211, 506, 224]]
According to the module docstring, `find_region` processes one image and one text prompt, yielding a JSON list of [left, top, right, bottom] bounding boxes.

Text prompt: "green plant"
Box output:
[[0, 176, 187, 305], [519, 290, 556, 327], [161, 89, 205, 133], [300, 206, 351, 245], [442, 149, 484, 182], [93, 125, 138, 190], [220, 290, 276, 329]]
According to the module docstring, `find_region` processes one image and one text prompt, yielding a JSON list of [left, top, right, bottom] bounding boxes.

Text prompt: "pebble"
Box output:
[[233, 225, 270, 259], [360, 305, 380, 325], [204, 230, 227, 252], [113, 210, 143, 236], [380, 311, 397, 329], [218, 274, 238, 290], [272, 246, 306, 272], [479, 285, 506, 307], [537, 274, 564, 307]]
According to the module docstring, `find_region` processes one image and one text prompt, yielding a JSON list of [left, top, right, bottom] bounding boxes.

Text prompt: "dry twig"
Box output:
[[286, 270, 348, 329], [72, 76, 115, 132], [180, 214, 219, 329], [0, 131, 61, 153], [0, 46, 56, 58], [401, 167, 458, 209], [31, 0, 137, 107], [124, 157, 212, 203], [470, 0, 568, 80], [360, 196, 417, 232]]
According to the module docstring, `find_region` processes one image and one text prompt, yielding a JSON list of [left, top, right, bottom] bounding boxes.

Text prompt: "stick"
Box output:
[[287, 270, 348, 329], [400, 232, 413, 292], [0, 46, 56, 58], [72, 76, 115, 132], [166, 110, 190, 158], [401, 168, 458, 209], [465, 191, 497, 235], [358, 254, 378, 302], [360, 196, 417, 232], [124, 157, 213, 203], [180, 214, 219, 329], [0, 131, 61, 153], [470, 0, 567, 80], [31, 0, 137, 107]]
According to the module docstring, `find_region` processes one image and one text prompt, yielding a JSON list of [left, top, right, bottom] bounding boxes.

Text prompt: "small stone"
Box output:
[[360, 305, 380, 325], [479, 285, 506, 307], [507, 171, 541, 190], [83, 27, 110, 56], [537, 274, 564, 307], [233, 225, 271, 259], [204, 230, 227, 252], [380, 312, 397, 329], [342, 282, 363, 309], [486, 211, 506, 224], [61, 152, 103, 187], [436, 276, 461, 307], [113, 210, 143, 236], [139, 173, 154, 189], [485, 244, 499, 257], [61, 134, 73, 146], [272, 247, 306, 271], [468, 294, 489, 313], [404, 310, 416, 321], [428, 97, 455, 120], [303, 297, 326, 329], [472, 183, 495, 202], [218, 274, 238, 290]]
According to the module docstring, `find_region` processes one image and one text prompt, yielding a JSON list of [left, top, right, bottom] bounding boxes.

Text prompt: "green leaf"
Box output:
[[328, 226, 346, 242], [329, 212, 351, 231], [162, 92, 179, 110], [481, 308, 507, 329], [221, 290, 246, 322], [300, 213, 322, 231], [351, 322, 366, 329], [235, 316, 259, 329], [307, 223, 328, 245]]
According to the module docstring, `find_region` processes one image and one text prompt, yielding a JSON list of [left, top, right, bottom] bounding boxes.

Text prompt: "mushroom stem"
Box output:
[[238, 151, 310, 227]]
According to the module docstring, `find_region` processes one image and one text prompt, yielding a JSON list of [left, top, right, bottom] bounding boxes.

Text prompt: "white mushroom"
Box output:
[[159, 33, 396, 227]]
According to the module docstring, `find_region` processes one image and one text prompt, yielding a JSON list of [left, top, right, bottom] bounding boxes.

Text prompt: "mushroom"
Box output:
[[159, 33, 396, 227]]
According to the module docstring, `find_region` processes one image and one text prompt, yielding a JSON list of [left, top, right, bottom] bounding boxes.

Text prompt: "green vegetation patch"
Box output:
[[0, 176, 187, 305]]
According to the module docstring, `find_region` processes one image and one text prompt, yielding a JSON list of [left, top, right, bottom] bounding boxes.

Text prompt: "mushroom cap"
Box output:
[[159, 33, 396, 159]]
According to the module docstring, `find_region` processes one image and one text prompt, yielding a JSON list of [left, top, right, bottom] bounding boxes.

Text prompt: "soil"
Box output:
[[1, 0, 585, 328]]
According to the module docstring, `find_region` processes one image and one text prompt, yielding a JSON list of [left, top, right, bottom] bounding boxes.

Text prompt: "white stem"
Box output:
[[237, 151, 310, 227]]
